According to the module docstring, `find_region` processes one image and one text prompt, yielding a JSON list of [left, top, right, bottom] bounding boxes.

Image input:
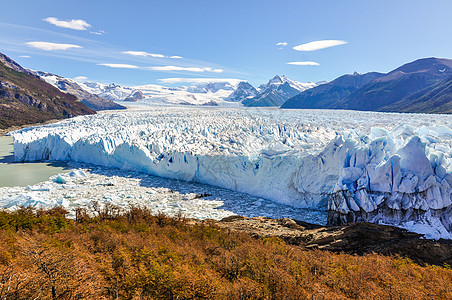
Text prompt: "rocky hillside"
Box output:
[[0, 53, 95, 130], [218, 216, 452, 266]]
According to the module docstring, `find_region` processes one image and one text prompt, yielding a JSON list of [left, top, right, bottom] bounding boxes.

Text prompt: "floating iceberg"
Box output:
[[12, 107, 452, 238]]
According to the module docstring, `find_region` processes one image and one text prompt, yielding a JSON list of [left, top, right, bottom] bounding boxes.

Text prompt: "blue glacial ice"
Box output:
[[11, 107, 452, 239]]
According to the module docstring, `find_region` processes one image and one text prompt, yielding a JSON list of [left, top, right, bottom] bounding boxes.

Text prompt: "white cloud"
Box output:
[[73, 76, 88, 82], [97, 63, 139, 69], [170, 56, 183, 59], [19, 55, 31, 58], [25, 41, 83, 51], [287, 61, 320, 66], [96, 63, 222, 73], [276, 42, 288, 47], [158, 78, 244, 84], [293, 40, 347, 51], [149, 66, 223, 73], [90, 30, 105, 35], [43, 17, 91, 31], [122, 51, 165, 58]]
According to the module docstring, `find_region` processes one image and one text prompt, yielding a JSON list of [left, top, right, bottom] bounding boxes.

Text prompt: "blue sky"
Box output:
[[1, 0, 452, 87]]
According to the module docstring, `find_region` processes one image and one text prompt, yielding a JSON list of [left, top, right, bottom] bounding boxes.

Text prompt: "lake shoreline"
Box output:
[[0, 135, 72, 187], [0, 119, 62, 137]]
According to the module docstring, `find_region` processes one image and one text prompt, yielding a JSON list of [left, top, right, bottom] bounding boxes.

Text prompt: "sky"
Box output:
[[1, 0, 452, 87]]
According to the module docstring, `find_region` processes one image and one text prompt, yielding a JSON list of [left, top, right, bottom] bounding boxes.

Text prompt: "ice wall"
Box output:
[[12, 107, 452, 238], [328, 126, 452, 239]]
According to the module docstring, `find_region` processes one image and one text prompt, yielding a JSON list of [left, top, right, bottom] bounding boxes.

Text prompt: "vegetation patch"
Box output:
[[0, 206, 450, 299]]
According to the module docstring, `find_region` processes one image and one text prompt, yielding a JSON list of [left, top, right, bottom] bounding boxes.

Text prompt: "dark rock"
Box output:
[[217, 216, 452, 266]]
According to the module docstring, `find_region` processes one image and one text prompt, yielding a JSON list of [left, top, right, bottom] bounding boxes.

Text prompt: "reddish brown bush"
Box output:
[[0, 206, 450, 299]]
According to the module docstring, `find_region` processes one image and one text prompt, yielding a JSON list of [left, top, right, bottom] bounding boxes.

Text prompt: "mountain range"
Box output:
[[282, 57, 452, 113], [2, 50, 451, 131], [74, 76, 315, 107]]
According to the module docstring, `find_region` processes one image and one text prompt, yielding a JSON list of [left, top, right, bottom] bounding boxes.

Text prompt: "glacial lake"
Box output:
[[0, 136, 72, 187]]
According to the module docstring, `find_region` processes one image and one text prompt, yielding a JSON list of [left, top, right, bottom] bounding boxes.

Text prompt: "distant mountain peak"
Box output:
[[225, 81, 258, 102], [243, 75, 317, 107]]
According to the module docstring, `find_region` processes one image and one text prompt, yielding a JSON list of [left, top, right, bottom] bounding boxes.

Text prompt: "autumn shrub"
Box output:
[[0, 206, 450, 299]]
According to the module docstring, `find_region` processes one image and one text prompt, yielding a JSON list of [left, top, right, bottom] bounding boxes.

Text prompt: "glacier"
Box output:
[[11, 107, 452, 239], [0, 164, 324, 223]]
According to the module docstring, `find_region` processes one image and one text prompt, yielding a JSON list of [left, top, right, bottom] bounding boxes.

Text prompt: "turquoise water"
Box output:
[[0, 136, 72, 187]]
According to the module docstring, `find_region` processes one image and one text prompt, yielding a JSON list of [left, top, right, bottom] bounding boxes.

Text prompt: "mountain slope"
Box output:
[[0, 53, 94, 129], [0, 52, 35, 75], [281, 72, 384, 109], [243, 75, 316, 107], [281, 57, 452, 113], [339, 58, 452, 111], [379, 76, 452, 113], [36, 71, 125, 111]]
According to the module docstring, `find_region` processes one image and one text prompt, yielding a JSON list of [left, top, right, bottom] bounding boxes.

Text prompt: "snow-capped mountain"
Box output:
[[225, 82, 258, 102], [35, 72, 125, 111], [54, 75, 318, 107], [186, 81, 236, 93], [124, 90, 145, 102], [75, 80, 245, 106], [74, 76, 315, 107], [257, 75, 313, 92], [242, 75, 316, 107]]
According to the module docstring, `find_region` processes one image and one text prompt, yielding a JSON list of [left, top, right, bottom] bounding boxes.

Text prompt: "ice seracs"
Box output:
[[328, 125, 452, 239], [11, 107, 452, 239]]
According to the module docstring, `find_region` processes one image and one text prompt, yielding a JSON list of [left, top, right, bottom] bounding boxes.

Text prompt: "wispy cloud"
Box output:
[[158, 78, 244, 84], [73, 76, 88, 82], [276, 42, 288, 49], [90, 30, 105, 36], [19, 55, 31, 58], [123, 51, 183, 59], [149, 66, 223, 73], [98, 63, 139, 69], [287, 61, 320, 66], [25, 41, 83, 51], [122, 51, 165, 58], [293, 40, 347, 51], [43, 17, 91, 31]]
